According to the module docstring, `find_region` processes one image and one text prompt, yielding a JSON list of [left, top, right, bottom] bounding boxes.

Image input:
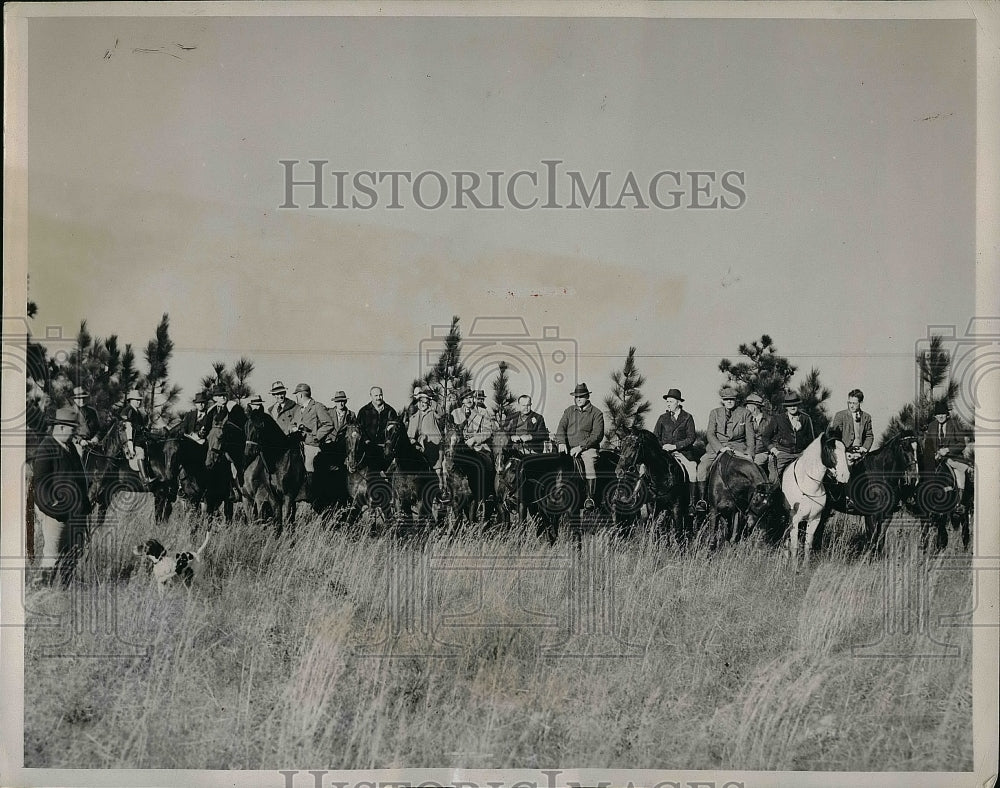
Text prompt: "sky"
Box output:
[[24, 15, 976, 439]]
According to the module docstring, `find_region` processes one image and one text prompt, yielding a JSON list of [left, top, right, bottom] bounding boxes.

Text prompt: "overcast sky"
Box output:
[[26, 15, 975, 436]]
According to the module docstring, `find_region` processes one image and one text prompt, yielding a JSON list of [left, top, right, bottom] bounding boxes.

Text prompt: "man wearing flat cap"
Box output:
[[33, 407, 91, 585], [743, 392, 772, 480], [555, 383, 605, 508], [290, 383, 334, 485], [67, 386, 102, 457], [653, 388, 699, 506], [761, 391, 815, 484], [694, 386, 752, 512], [329, 391, 356, 440], [268, 381, 298, 434], [924, 400, 972, 513]]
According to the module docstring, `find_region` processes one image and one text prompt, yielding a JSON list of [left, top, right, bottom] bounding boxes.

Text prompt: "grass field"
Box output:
[[23, 495, 973, 771]]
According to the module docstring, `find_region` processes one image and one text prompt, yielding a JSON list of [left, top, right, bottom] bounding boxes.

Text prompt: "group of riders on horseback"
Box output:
[[37, 372, 974, 561]]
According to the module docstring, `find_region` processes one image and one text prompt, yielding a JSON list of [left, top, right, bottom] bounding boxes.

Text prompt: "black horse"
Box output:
[[242, 410, 306, 534], [912, 454, 973, 552], [615, 429, 690, 542], [533, 449, 623, 545], [704, 451, 780, 548], [204, 418, 248, 510], [491, 430, 572, 541], [86, 425, 176, 526], [161, 435, 234, 525], [440, 424, 495, 523], [825, 429, 921, 554], [382, 419, 441, 532], [341, 421, 390, 523]]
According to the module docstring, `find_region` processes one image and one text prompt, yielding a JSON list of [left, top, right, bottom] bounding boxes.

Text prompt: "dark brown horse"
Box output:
[[242, 410, 306, 534], [615, 429, 690, 541], [382, 419, 441, 531], [705, 451, 780, 548]]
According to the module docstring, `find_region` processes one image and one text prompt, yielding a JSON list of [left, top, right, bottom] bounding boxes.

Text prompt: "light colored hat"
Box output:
[[52, 407, 78, 426], [126, 389, 142, 402], [72, 386, 88, 399], [744, 393, 765, 407], [719, 385, 738, 399], [331, 390, 348, 403], [293, 383, 311, 396], [270, 380, 287, 395]]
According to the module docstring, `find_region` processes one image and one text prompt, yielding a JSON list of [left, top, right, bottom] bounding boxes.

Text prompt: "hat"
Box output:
[[783, 392, 802, 407], [457, 388, 474, 401], [662, 388, 684, 402], [193, 391, 208, 404], [474, 390, 487, 401], [270, 380, 287, 395], [293, 383, 311, 396], [72, 386, 88, 399], [126, 389, 142, 402], [415, 387, 435, 401], [52, 406, 78, 426], [571, 383, 592, 398], [331, 390, 348, 403], [719, 385, 738, 400], [744, 392, 765, 407], [249, 394, 264, 406], [413, 385, 424, 397], [211, 384, 226, 398], [932, 400, 950, 415]]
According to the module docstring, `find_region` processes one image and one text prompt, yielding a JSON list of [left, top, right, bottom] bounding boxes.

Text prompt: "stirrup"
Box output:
[[694, 499, 708, 514], [584, 497, 595, 509]]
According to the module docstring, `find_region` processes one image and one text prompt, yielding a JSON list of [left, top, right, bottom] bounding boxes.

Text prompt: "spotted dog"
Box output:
[[133, 532, 210, 593]]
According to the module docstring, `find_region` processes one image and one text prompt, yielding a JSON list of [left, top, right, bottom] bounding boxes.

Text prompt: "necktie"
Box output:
[[939, 423, 945, 440]]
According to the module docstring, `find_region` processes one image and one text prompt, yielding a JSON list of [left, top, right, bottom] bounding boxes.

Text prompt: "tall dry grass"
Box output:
[[23, 498, 972, 770]]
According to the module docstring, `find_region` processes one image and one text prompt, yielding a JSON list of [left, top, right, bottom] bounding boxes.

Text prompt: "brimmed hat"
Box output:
[[270, 380, 287, 395], [662, 388, 684, 402], [457, 388, 474, 402], [193, 391, 208, 404], [415, 387, 436, 401], [474, 390, 487, 401], [744, 393, 765, 407], [783, 392, 802, 407], [719, 385, 738, 400], [293, 383, 311, 396], [932, 400, 950, 415], [331, 390, 348, 403], [249, 394, 264, 406], [571, 383, 591, 397], [72, 386, 88, 399], [52, 406, 78, 426], [211, 384, 226, 398], [126, 389, 142, 402]]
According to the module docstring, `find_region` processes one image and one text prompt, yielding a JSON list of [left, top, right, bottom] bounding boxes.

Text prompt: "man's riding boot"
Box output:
[[303, 472, 314, 497], [438, 470, 451, 502], [694, 481, 708, 514], [688, 482, 700, 515], [584, 478, 596, 509]]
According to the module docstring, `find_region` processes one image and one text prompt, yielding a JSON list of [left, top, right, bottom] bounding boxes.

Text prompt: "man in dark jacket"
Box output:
[[924, 400, 972, 513], [762, 391, 815, 484], [504, 394, 549, 454], [329, 391, 356, 440], [652, 388, 699, 506], [33, 407, 91, 585], [268, 381, 298, 433], [357, 386, 399, 471], [67, 386, 102, 456], [829, 388, 874, 466], [555, 383, 605, 508], [179, 391, 210, 440]]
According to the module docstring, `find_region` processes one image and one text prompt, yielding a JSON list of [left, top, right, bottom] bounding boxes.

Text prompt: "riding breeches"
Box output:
[[126, 446, 147, 476], [303, 444, 321, 472], [671, 451, 697, 483], [946, 458, 969, 490], [769, 449, 800, 484]]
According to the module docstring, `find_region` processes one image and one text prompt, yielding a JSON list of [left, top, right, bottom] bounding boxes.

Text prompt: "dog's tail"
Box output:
[[192, 531, 211, 561]]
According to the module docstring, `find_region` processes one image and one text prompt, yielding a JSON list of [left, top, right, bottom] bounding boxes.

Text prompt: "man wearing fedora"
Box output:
[[450, 388, 477, 427], [744, 392, 772, 480], [653, 388, 699, 506], [924, 400, 972, 512], [761, 391, 815, 484], [829, 389, 874, 466], [67, 385, 102, 456], [329, 391, 356, 440], [119, 389, 153, 483], [268, 381, 298, 433], [290, 383, 334, 485], [247, 394, 265, 412], [695, 386, 752, 512], [179, 391, 211, 441], [408, 388, 448, 491], [33, 407, 92, 585], [555, 383, 605, 508], [504, 394, 549, 454]]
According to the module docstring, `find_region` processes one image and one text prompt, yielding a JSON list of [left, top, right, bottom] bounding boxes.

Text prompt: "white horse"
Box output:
[[781, 430, 850, 569]]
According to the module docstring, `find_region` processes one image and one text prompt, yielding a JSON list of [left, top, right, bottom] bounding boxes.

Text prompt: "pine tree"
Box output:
[[200, 357, 256, 402], [796, 367, 832, 433], [719, 335, 797, 413], [882, 334, 966, 443], [603, 346, 651, 448], [492, 361, 516, 427], [425, 316, 471, 414], [144, 313, 178, 422]]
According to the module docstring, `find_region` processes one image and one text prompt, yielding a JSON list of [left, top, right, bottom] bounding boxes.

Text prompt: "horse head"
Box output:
[[343, 423, 366, 474], [615, 431, 642, 478], [894, 429, 921, 487], [383, 419, 404, 462], [491, 429, 512, 474], [821, 427, 850, 484]]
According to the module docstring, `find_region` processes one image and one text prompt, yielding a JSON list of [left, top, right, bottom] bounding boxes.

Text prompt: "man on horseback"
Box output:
[[329, 390, 356, 440], [268, 380, 298, 433], [247, 394, 264, 412], [652, 388, 699, 511], [408, 388, 447, 492], [290, 383, 334, 490], [555, 383, 605, 509], [762, 391, 815, 485], [924, 400, 972, 515], [179, 391, 210, 441], [120, 389, 154, 483], [504, 394, 549, 454], [744, 392, 772, 480], [829, 389, 873, 466], [67, 386, 102, 458], [357, 386, 399, 472], [694, 385, 752, 514]]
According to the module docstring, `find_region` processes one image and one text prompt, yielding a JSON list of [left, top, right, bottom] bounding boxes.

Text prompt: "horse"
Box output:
[[912, 454, 974, 552], [780, 429, 850, 569], [825, 429, 921, 554], [382, 419, 441, 532], [204, 418, 248, 510], [536, 448, 622, 545], [704, 451, 780, 548], [440, 423, 495, 523], [341, 421, 390, 523], [241, 410, 306, 534], [491, 430, 568, 541], [160, 434, 233, 526], [614, 429, 689, 541]]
